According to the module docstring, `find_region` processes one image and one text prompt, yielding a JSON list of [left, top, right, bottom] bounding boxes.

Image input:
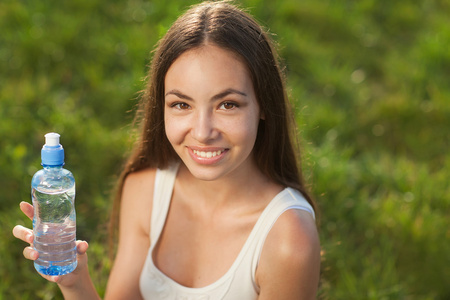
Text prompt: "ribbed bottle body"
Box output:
[[32, 167, 77, 276]]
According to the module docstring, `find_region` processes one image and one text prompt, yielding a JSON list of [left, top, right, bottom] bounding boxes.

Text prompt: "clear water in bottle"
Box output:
[[31, 132, 77, 276], [32, 184, 77, 276]]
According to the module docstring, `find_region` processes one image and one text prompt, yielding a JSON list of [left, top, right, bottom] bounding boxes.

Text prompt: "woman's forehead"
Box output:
[[164, 44, 253, 94]]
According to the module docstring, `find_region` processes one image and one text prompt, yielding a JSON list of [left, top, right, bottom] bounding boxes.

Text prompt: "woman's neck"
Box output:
[[175, 161, 282, 212]]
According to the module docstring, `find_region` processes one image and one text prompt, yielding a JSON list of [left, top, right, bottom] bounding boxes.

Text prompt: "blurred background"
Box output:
[[1, 0, 449, 299]]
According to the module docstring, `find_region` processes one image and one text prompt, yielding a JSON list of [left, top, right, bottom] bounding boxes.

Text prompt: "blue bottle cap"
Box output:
[[41, 133, 65, 166]]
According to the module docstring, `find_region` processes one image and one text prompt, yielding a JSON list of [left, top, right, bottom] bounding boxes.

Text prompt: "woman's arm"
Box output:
[[104, 168, 156, 299], [256, 209, 321, 300]]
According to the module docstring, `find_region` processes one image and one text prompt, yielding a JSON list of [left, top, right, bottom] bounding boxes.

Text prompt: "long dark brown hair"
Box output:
[[109, 0, 316, 249]]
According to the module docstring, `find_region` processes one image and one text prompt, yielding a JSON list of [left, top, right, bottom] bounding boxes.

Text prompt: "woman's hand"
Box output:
[[12, 201, 89, 287]]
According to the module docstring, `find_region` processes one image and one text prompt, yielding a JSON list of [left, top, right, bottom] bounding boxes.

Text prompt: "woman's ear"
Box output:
[[260, 110, 265, 120]]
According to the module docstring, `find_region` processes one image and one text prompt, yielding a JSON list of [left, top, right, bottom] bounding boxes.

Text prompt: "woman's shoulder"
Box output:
[[121, 167, 158, 206], [268, 208, 319, 257], [255, 195, 321, 297], [262, 195, 319, 264], [123, 167, 158, 191], [120, 168, 158, 230], [123, 168, 157, 196], [126, 166, 158, 180], [121, 162, 179, 219]]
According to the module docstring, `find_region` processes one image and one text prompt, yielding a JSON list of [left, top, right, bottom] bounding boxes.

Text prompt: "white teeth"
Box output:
[[193, 150, 223, 158]]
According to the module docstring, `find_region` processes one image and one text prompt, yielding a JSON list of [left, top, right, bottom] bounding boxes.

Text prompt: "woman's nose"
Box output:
[[191, 111, 218, 143]]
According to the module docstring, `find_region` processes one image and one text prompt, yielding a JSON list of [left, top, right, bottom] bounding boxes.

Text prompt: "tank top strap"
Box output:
[[150, 163, 179, 244]]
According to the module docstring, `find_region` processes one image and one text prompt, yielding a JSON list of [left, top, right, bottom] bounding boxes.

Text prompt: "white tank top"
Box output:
[[139, 164, 315, 299]]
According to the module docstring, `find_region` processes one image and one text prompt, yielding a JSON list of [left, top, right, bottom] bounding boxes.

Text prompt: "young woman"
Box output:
[[13, 1, 320, 299]]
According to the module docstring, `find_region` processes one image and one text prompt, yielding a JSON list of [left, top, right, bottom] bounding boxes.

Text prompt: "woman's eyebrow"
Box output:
[[165, 88, 247, 101], [211, 88, 247, 101], [165, 89, 193, 100]]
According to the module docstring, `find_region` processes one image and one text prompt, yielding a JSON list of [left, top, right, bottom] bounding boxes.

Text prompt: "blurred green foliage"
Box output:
[[1, 0, 449, 299]]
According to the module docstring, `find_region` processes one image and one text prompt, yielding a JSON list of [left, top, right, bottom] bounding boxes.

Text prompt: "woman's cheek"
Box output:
[[165, 115, 189, 144]]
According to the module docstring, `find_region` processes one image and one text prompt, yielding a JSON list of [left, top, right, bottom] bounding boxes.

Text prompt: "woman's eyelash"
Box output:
[[220, 101, 239, 109], [171, 102, 190, 109], [169, 101, 239, 110]]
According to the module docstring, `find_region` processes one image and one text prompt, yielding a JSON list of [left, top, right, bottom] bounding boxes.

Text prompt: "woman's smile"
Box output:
[[188, 147, 229, 165]]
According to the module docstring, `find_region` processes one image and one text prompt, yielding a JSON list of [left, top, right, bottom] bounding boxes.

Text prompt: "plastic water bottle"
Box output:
[[31, 132, 77, 276]]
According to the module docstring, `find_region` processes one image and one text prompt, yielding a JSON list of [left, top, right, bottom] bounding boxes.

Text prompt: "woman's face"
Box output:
[[164, 44, 262, 181]]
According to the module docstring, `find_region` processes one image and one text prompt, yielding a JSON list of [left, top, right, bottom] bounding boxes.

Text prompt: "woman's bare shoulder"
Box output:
[[269, 209, 319, 257], [256, 209, 321, 299], [123, 167, 158, 194], [121, 167, 158, 201], [120, 168, 158, 233]]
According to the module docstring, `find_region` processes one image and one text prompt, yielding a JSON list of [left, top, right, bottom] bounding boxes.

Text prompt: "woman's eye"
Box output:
[[172, 102, 190, 110], [219, 102, 238, 110]]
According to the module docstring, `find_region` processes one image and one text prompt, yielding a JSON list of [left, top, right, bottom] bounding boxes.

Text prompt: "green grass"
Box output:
[[1, 0, 449, 299]]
